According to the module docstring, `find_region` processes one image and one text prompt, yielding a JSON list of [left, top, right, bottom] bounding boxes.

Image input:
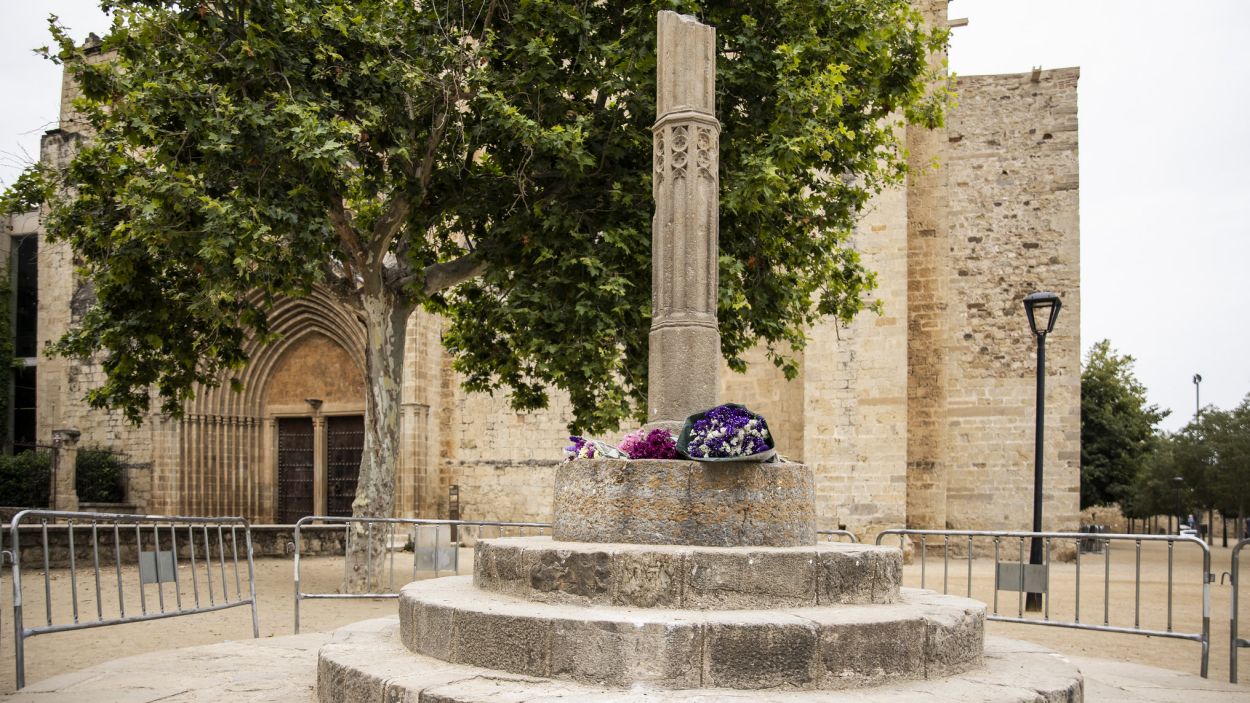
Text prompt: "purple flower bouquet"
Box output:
[[676, 403, 777, 462], [618, 428, 679, 459]]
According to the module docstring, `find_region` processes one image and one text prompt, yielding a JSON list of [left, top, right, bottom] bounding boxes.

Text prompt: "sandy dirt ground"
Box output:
[[0, 539, 1244, 693]]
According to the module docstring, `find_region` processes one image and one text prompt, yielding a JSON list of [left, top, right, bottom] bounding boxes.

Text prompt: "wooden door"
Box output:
[[276, 417, 315, 523], [326, 415, 364, 517]]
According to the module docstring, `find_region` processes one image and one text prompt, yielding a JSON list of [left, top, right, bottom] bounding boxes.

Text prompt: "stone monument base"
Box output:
[[315, 537, 1082, 701], [318, 618, 1084, 702]]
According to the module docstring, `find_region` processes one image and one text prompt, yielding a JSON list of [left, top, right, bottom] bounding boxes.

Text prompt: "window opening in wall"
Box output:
[[12, 366, 36, 449], [9, 234, 38, 453], [13, 235, 38, 358]]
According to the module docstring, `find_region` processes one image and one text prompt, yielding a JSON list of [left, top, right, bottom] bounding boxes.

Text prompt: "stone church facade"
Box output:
[[2, 1, 1080, 539]]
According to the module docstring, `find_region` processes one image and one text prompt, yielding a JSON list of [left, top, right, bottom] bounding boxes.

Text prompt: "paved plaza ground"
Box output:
[[0, 540, 1247, 699]]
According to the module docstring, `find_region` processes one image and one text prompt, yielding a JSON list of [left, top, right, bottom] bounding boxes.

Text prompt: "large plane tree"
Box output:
[[4, 0, 947, 588]]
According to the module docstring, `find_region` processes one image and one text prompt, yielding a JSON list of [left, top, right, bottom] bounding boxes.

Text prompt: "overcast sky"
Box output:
[[2, 1, 1248, 431]]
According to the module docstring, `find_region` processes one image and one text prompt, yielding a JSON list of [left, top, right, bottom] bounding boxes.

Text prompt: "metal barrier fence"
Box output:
[[8, 509, 259, 689], [816, 529, 858, 543], [876, 528, 1211, 678], [1232, 538, 1249, 683], [291, 516, 550, 633]]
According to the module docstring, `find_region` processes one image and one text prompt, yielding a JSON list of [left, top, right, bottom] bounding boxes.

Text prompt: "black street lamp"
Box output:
[[1023, 291, 1061, 612]]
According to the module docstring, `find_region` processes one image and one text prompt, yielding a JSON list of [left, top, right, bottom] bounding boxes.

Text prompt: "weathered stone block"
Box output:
[[918, 593, 985, 677], [548, 618, 702, 688], [528, 546, 613, 600], [818, 546, 902, 604], [684, 549, 817, 609], [703, 621, 820, 690], [451, 608, 551, 677], [611, 549, 683, 608], [404, 597, 452, 662], [819, 615, 925, 688]]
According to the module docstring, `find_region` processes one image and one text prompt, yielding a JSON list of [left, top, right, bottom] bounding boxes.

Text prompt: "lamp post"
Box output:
[[1173, 475, 1185, 534], [1023, 291, 1061, 612], [1193, 374, 1202, 418]]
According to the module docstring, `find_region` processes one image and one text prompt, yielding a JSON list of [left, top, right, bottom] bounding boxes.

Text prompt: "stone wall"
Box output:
[[905, 0, 952, 531], [944, 68, 1082, 532], [803, 181, 910, 539]]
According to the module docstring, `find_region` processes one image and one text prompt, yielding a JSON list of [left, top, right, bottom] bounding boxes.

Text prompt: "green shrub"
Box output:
[[76, 449, 126, 503], [0, 450, 52, 508]]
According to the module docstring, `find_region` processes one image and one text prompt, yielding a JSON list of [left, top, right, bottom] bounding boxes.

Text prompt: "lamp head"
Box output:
[[1023, 292, 1062, 337]]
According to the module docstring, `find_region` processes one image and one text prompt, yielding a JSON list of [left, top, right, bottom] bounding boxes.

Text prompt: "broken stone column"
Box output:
[[51, 427, 82, 512], [647, 11, 721, 427]]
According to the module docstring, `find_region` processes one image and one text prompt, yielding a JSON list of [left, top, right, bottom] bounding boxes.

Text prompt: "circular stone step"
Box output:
[[397, 576, 983, 691], [553, 458, 815, 547], [317, 619, 1082, 703], [474, 536, 902, 609]]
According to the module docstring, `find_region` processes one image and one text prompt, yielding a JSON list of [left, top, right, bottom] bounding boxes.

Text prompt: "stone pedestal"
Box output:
[[553, 459, 815, 547], [51, 428, 81, 513]]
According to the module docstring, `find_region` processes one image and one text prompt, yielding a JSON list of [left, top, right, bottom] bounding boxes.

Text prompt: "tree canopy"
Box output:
[[1079, 339, 1168, 509], [4, 0, 948, 435]]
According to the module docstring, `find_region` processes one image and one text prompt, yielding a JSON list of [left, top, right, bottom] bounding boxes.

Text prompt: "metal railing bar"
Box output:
[[966, 535, 973, 598], [942, 536, 949, 595], [992, 536, 1000, 615], [1232, 538, 1246, 683], [113, 522, 124, 619], [41, 520, 51, 627], [19, 598, 254, 638], [91, 522, 102, 621], [244, 526, 259, 638], [986, 615, 1205, 642], [170, 522, 183, 611], [68, 520, 79, 624], [1104, 537, 1110, 626], [1044, 537, 1051, 622], [1167, 539, 1174, 632], [920, 535, 927, 589], [1016, 537, 1025, 619], [216, 525, 228, 602], [136, 523, 147, 615], [1074, 537, 1081, 624], [231, 526, 241, 602], [153, 522, 165, 613], [188, 524, 200, 608], [1134, 538, 1141, 629]]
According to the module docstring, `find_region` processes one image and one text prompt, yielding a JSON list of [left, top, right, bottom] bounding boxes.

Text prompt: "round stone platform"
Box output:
[[474, 536, 902, 609], [318, 619, 1083, 703], [396, 576, 983, 691], [553, 458, 815, 547]]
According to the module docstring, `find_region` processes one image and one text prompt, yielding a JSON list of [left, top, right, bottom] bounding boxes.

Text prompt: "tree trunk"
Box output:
[[344, 287, 412, 593]]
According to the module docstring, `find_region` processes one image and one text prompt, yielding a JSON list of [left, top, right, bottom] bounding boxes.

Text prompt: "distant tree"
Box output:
[[1212, 397, 1250, 525], [2, 1, 948, 588], [1080, 340, 1169, 509]]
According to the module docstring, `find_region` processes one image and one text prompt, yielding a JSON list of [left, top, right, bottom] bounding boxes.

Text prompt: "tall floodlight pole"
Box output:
[[1023, 292, 1061, 612], [1193, 374, 1202, 418]]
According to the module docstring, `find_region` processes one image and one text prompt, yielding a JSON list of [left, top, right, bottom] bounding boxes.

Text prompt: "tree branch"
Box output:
[[327, 195, 368, 271], [398, 254, 489, 296], [369, 194, 410, 262]]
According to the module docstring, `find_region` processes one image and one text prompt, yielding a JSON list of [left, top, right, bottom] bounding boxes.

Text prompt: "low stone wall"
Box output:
[[0, 522, 349, 568]]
